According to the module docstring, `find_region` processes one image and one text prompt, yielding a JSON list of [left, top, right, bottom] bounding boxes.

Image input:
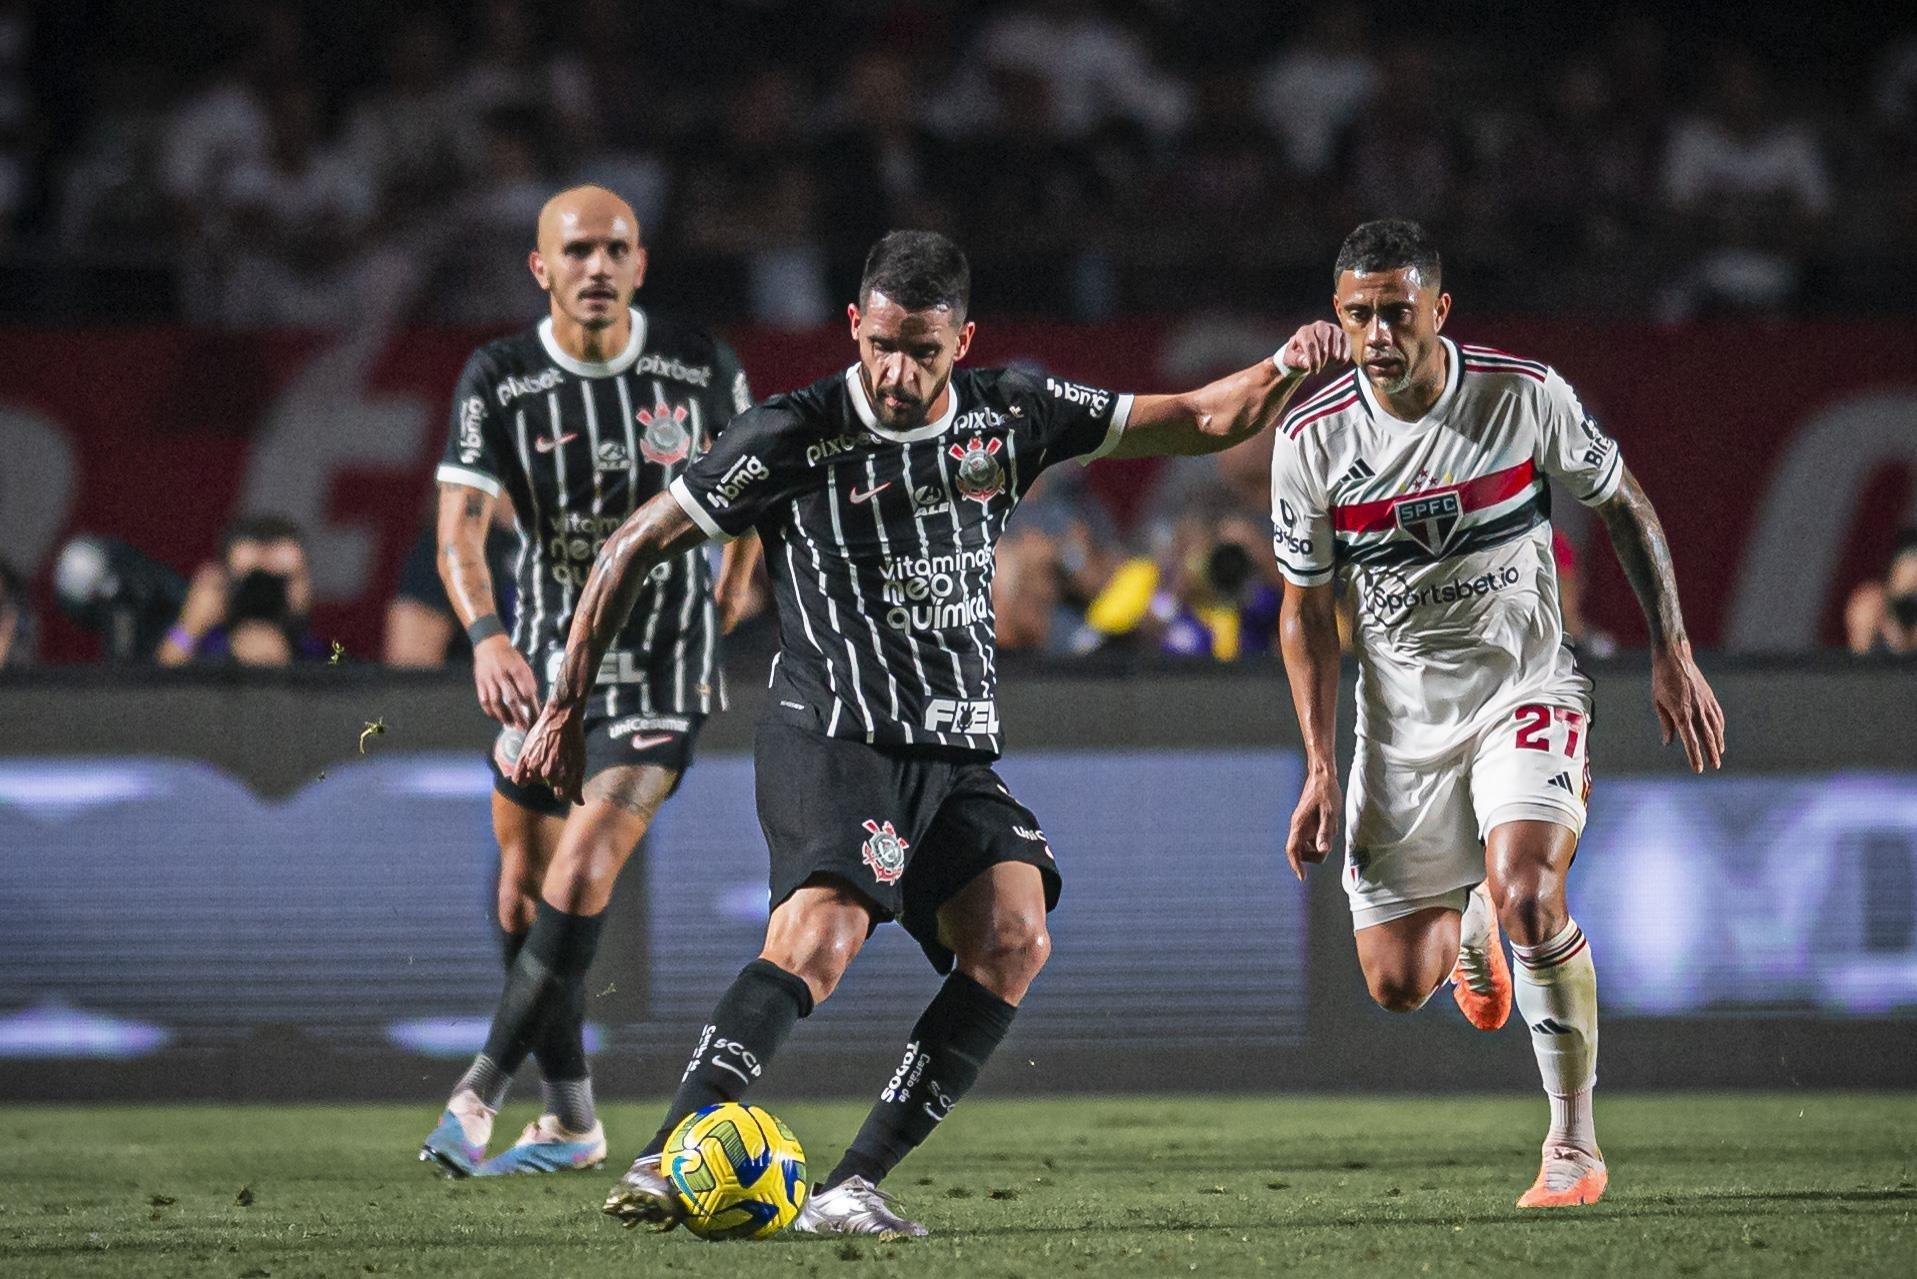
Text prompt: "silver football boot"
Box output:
[[791, 1176, 929, 1239], [601, 1153, 682, 1230]]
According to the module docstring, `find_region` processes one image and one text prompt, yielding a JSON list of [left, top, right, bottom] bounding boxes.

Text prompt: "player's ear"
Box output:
[[953, 320, 976, 362], [528, 249, 549, 291], [1433, 292, 1451, 331], [846, 303, 862, 341], [631, 246, 648, 291]]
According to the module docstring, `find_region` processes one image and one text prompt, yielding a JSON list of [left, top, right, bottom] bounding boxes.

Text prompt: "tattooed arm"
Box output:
[[436, 481, 538, 728], [512, 489, 708, 801], [1593, 468, 1726, 772]]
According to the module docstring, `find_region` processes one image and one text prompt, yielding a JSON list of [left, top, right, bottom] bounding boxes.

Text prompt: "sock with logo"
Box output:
[[825, 972, 1017, 1188], [641, 959, 814, 1157], [454, 902, 605, 1108], [1511, 918, 1599, 1153]]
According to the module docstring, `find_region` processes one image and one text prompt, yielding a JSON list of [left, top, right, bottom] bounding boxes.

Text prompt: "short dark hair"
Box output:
[[1334, 219, 1442, 288], [222, 514, 305, 557], [860, 230, 971, 317]]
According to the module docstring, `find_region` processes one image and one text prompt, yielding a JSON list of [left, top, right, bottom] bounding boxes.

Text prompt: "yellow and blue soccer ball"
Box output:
[[663, 1102, 807, 1240]]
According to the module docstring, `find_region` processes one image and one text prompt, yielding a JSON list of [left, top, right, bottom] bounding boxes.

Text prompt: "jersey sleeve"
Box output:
[[668, 401, 810, 542], [436, 351, 510, 496], [1536, 368, 1624, 505], [710, 338, 754, 424], [1269, 428, 1335, 587], [1030, 373, 1134, 466]]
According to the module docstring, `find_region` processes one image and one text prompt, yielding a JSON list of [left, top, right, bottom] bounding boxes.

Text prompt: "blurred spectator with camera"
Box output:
[[1845, 529, 1917, 658], [156, 515, 323, 667], [1082, 509, 1282, 662], [383, 497, 518, 668]]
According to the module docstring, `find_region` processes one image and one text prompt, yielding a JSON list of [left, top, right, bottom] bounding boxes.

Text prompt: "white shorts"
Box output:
[[1343, 699, 1592, 931]]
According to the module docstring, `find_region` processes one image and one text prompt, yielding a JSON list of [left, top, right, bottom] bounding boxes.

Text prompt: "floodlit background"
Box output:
[[0, 0, 1912, 1098]]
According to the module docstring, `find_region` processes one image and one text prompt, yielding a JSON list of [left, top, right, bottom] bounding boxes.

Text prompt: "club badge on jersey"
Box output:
[[948, 435, 1005, 505], [639, 402, 692, 466]]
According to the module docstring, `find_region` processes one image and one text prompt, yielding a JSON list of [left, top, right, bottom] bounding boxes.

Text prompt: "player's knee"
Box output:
[[1492, 877, 1565, 949], [1366, 969, 1437, 1013], [959, 913, 1050, 997], [765, 928, 862, 1005]]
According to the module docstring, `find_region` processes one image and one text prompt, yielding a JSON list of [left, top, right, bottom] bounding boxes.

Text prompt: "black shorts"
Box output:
[[755, 718, 1062, 973], [490, 711, 703, 818]]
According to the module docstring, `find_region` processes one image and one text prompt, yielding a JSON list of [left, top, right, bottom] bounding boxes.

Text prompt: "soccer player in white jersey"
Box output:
[[1271, 220, 1726, 1207]]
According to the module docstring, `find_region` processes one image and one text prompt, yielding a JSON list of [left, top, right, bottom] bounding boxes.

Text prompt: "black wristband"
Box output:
[[466, 615, 507, 646]]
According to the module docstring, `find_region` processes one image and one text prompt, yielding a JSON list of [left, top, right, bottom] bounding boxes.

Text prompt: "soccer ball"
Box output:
[[662, 1102, 808, 1240]]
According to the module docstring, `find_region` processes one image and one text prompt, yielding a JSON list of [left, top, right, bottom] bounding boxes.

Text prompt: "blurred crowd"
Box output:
[[19, 482, 1916, 672], [4, 0, 1916, 325]]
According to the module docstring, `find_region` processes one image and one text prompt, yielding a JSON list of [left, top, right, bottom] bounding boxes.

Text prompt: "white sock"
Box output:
[[1510, 918, 1598, 1154]]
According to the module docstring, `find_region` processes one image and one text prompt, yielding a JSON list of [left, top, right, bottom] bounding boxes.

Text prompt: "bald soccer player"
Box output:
[[421, 185, 761, 1177]]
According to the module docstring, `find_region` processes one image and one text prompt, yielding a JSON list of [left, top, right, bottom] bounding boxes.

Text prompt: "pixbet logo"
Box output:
[[494, 369, 564, 406], [806, 434, 861, 467]]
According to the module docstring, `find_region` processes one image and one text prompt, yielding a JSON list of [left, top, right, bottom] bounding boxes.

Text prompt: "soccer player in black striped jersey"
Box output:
[[514, 230, 1336, 1237], [420, 185, 762, 1179]]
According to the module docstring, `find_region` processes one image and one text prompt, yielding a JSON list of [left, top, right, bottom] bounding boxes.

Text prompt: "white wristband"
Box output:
[[1273, 351, 1305, 377]]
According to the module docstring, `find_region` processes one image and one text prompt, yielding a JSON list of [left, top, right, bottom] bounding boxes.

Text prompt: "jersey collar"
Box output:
[[1357, 336, 1461, 429], [537, 306, 647, 377], [844, 365, 960, 442]]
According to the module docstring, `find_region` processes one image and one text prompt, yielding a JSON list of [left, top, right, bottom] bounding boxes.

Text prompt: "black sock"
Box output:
[[499, 924, 528, 972], [827, 973, 1017, 1189], [641, 959, 813, 1157], [471, 902, 604, 1084]]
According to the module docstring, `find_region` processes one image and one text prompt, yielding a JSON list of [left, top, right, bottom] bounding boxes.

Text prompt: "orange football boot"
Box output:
[[1450, 885, 1513, 1030], [1517, 1147, 1608, 1208]]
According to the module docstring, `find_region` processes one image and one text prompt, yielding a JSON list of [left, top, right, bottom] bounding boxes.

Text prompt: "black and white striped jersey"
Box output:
[[669, 364, 1131, 755], [436, 306, 752, 719]]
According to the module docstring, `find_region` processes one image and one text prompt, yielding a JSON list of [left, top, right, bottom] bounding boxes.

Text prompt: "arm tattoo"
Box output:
[[464, 492, 483, 519], [1596, 469, 1686, 645]]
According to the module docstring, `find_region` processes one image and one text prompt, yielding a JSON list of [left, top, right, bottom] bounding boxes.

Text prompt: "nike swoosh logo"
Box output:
[[534, 433, 579, 453], [628, 733, 677, 751], [849, 482, 892, 504]]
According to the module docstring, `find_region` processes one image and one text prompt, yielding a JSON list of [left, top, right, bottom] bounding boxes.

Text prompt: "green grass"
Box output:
[[1, 1094, 1911, 1277]]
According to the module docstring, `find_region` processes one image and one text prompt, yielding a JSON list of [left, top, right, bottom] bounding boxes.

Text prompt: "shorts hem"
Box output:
[[1479, 799, 1585, 840], [1349, 885, 1474, 932]]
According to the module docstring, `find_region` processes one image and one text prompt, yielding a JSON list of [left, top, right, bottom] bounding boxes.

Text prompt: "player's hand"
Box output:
[[178, 561, 228, 637], [1285, 768, 1342, 881], [1277, 321, 1351, 378], [513, 702, 587, 803], [1650, 638, 1725, 773], [716, 579, 760, 635], [472, 634, 539, 729]]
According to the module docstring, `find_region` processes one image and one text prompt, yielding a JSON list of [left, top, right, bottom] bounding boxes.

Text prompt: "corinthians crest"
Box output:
[[948, 434, 1005, 505], [860, 819, 910, 884], [637, 401, 691, 465]]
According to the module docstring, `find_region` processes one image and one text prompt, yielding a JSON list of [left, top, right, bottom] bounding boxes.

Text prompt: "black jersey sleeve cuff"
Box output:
[[668, 476, 735, 543], [1076, 393, 1134, 466]]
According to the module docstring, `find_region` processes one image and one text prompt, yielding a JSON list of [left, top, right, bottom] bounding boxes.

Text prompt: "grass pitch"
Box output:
[[2, 1094, 1911, 1278]]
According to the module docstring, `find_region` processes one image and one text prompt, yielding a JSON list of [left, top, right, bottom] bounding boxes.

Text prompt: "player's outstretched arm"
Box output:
[[1107, 321, 1348, 459], [1593, 467, 1726, 773], [513, 489, 708, 800], [437, 481, 538, 728], [1279, 579, 1344, 880]]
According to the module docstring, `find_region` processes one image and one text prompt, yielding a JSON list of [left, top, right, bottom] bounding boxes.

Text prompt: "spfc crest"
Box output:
[[637, 402, 691, 465], [1393, 490, 1461, 555], [948, 434, 1005, 505], [860, 819, 910, 884]]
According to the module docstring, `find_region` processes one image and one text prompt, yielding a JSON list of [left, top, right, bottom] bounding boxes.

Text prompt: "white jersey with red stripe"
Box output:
[[1270, 337, 1623, 762]]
